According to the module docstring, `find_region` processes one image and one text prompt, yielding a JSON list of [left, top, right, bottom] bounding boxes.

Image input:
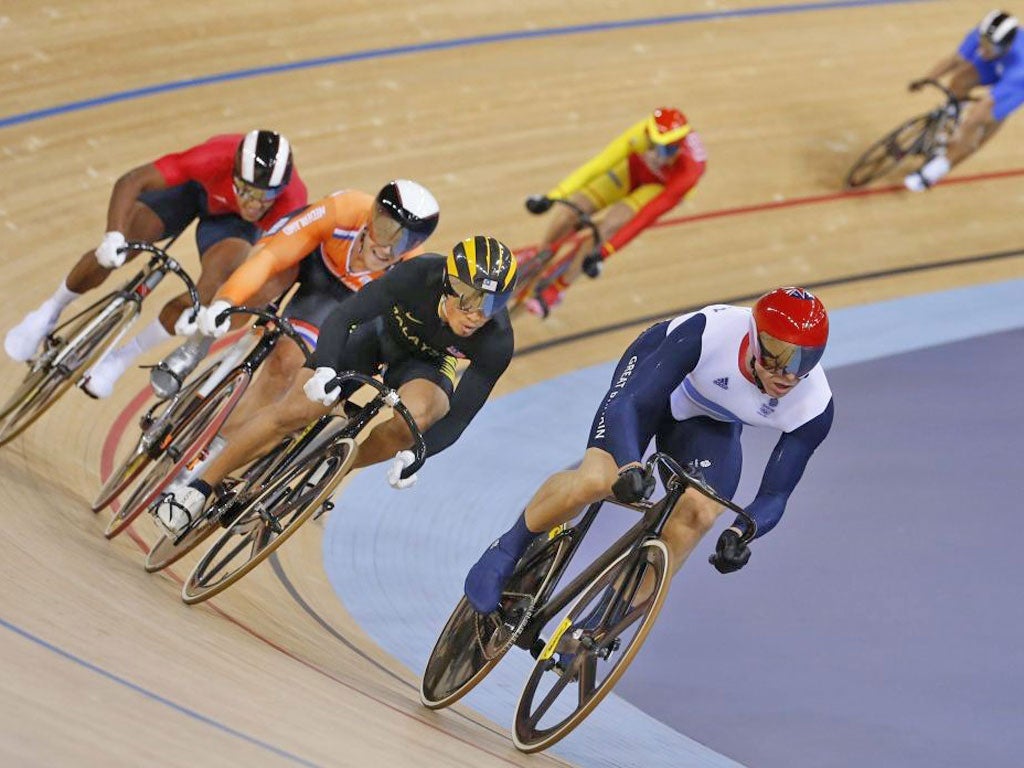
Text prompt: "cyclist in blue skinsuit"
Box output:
[[464, 288, 835, 614], [905, 10, 1023, 190]]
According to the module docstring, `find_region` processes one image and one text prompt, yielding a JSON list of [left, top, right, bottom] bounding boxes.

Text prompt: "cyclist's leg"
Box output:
[[537, 180, 654, 310], [654, 416, 743, 573], [193, 369, 331, 490], [465, 322, 668, 612], [4, 197, 165, 362], [191, 319, 385, 490], [351, 377, 449, 467], [349, 346, 455, 469], [906, 58, 999, 190], [463, 447, 619, 613], [947, 78, 1021, 166], [535, 320, 669, 529], [909, 89, 1009, 189], [539, 191, 599, 249], [217, 259, 345, 434]]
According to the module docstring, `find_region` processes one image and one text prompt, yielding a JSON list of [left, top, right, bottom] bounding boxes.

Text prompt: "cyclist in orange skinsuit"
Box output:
[[524, 107, 707, 317], [152, 181, 440, 493]]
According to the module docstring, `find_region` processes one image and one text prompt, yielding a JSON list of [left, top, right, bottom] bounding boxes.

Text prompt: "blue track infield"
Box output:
[[324, 278, 1024, 767]]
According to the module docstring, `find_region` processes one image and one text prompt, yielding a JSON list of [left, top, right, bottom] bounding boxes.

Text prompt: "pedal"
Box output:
[[76, 377, 98, 399], [313, 499, 334, 521], [593, 636, 621, 660]]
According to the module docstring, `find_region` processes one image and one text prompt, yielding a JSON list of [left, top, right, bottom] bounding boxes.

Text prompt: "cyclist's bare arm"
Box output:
[[105, 163, 167, 233], [911, 52, 968, 89]]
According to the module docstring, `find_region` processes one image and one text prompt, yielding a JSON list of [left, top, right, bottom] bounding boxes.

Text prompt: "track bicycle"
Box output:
[[420, 452, 755, 753], [844, 79, 973, 189], [102, 306, 310, 540], [179, 370, 427, 604], [91, 329, 254, 512], [0, 242, 199, 447], [508, 198, 602, 318]]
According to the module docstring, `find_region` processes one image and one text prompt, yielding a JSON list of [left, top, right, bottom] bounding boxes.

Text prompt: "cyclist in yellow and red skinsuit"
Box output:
[[524, 107, 708, 317], [148, 181, 440, 505]]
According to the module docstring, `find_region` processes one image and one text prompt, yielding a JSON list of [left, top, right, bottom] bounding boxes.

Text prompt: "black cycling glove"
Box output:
[[525, 195, 554, 214], [582, 250, 603, 278], [711, 528, 751, 574], [612, 466, 655, 503]]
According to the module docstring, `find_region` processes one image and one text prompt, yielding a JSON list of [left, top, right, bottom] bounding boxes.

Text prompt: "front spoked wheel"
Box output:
[[104, 368, 249, 539], [0, 300, 139, 446], [513, 538, 670, 753], [181, 438, 357, 604], [420, 528, 576, 709], [844, 112, 933, 189]]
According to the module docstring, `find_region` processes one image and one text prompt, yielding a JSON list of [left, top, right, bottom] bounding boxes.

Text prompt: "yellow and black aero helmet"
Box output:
[[443, 236, 518, 317]]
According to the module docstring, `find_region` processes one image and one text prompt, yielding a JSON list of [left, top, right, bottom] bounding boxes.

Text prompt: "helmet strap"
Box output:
[[749, 355, 767, 394]]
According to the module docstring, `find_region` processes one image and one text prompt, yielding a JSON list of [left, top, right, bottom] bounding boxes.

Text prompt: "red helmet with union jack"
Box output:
[[749, 287, 829, 377]]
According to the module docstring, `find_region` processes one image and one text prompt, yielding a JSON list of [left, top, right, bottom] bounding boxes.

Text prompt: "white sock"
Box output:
[[919, 155, 951, 186], [42, 280, 81, 315], [104, 319, 172, 369]]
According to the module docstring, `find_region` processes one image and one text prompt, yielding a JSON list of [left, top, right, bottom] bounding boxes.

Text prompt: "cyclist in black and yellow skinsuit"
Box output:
[[155, 236, 517, 529]]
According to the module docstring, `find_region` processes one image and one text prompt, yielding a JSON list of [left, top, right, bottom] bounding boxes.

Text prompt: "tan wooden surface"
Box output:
[[1, 1, 1019, 765]]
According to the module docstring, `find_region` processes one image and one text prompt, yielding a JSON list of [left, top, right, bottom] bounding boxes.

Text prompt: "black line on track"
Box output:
[[513, 246, 1024, 358], [265, 553, 562, 756]]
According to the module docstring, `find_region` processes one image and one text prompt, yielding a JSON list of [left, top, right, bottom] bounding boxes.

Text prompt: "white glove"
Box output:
[[303, 366, 340, 406], [95, 231, 127, 269], [196, 299, 233, 338], [387, 450, 418, 490], [173, 307, 200, 337]]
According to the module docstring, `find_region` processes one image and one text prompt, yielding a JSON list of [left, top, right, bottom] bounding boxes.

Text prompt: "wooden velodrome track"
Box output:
[[1, 1, 1021, 765]]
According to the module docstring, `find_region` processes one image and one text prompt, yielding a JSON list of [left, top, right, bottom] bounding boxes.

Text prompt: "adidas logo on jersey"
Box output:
[[713, 377, 729, 390]]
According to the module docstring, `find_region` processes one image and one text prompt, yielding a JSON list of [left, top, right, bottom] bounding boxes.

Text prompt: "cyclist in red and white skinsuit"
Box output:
[[524, 107, 707, 317], [4, 130, 307, 398]]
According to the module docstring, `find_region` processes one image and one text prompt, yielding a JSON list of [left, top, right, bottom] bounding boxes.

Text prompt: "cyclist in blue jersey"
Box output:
[[464, 288, 835, 614], [905, 10, 1022, 190]]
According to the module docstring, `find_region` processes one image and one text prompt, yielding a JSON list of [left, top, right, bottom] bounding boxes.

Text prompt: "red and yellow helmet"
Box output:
[[646, 107, 691, 146]]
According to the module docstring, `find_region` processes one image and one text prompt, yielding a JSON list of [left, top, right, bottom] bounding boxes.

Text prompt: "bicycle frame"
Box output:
[[511, 198, 603, 309], [170, 308, 318, 496], [844, 79, 974, 189], [136, 332, 253, 443], [199, 369, 427, 540], [515, 452, 755, 650]]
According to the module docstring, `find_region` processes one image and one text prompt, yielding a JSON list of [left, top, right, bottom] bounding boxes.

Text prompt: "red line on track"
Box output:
[[652, 167, 1024, 230]]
